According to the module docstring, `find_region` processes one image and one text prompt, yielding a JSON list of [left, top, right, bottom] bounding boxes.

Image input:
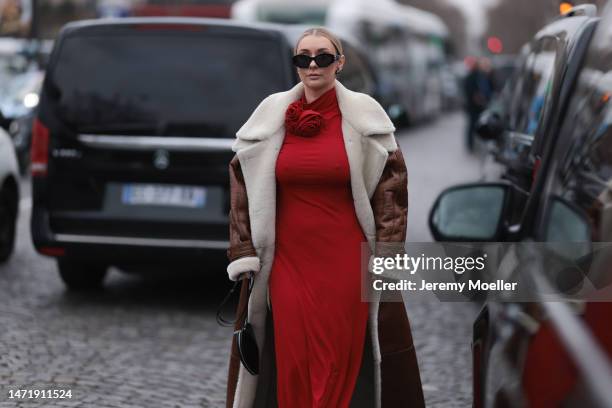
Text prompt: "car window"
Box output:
[[47, 31, 290, 138], [560, 51, 612, 200], [500, 37, 558, 206], [540, 197, 592, 294], [513, 37, 558, 138], [544, 198, 590, 243]]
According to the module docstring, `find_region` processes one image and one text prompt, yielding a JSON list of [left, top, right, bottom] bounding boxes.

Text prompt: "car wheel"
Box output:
[[0, 185, 17, 263], [57, 259, 108, 290]]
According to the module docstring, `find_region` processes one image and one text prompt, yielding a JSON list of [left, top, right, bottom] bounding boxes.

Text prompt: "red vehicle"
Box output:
[[131, 1, 232, 18]]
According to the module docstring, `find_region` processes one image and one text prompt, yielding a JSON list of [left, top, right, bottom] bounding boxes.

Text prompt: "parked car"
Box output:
[[488, 54, 518, 95], [429, 3, 612, 406], [0, 126, 19, 263], [31, 17, 379, 290], [477, 5, 599, 200], [0, 38, 51, 174], [0, 69, 44, 173]]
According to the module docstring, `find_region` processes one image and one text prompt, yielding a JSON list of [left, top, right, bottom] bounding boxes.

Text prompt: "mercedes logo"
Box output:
[[153, 149, 170, 170]]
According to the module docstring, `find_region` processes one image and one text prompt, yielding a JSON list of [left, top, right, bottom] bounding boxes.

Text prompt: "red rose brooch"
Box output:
[[285, 100, 324, 137]]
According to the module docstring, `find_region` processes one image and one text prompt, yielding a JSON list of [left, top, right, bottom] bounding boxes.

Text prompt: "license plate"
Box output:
[[121, 184, 206, 208]]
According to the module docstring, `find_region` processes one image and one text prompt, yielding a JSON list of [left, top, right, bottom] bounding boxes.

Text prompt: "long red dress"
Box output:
[[268, 87, 370, 408]]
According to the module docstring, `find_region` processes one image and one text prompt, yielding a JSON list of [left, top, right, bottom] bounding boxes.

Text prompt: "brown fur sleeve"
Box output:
[[227, 155, 257, 262], [370, 140, 409, 256]]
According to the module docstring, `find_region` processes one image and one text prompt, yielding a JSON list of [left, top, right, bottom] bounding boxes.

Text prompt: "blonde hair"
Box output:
[[294, 27, 343, 56]]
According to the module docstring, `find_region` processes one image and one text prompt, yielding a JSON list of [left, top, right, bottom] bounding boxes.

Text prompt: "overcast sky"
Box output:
[[445, 0, 499, 37]]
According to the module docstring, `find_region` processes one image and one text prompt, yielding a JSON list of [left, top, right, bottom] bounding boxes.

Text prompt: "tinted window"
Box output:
[[544, 199, 590, 243], [500, 37, 558, 199], [514, 38, 557, 138], [48, 31, 289, 138]]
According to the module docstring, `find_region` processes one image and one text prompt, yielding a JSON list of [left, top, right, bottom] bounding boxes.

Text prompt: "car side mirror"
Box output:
[[429, 183, 510, 241], [543, 197, 592, 260], [476, 109, 504, 141]]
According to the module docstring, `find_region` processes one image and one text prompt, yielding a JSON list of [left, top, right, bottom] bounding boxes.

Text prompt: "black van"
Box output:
[[30, 18, 377, 289]]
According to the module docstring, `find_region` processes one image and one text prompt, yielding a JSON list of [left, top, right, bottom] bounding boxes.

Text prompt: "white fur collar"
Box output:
[[235, 80, 395, 141]]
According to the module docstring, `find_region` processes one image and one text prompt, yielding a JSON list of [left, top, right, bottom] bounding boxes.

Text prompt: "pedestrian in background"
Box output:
[[224, 27, 425, 408], [464, 57, 493, 152]]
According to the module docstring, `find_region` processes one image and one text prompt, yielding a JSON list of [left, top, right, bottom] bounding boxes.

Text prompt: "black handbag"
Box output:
[[216, 272, 260, 375]]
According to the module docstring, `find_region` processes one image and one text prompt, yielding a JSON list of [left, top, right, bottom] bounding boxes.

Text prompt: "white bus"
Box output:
[[231, 0, 330, 25], [232, 0, 450, 124], [327, 0, 449, 124]]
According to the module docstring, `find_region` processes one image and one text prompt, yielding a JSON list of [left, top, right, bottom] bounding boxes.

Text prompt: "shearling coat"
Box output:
[[225, 80, 424, 408]]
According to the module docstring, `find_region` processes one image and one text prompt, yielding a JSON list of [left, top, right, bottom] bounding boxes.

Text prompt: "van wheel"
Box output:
[[0, 186, 17, 263], [57, 259, 107, 290]]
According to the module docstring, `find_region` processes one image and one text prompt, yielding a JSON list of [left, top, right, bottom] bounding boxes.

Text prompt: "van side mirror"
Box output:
[[429, 183, 510, 241]]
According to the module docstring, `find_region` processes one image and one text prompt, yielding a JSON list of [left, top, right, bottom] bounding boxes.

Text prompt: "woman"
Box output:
[[225, 27, 424, 408]]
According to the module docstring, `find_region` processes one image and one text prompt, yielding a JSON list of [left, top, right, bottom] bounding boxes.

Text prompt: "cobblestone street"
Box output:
[[1, 112, 499, 407], [402, 112, 501, 407]]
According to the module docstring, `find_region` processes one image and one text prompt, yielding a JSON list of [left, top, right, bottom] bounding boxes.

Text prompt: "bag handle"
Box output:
[[216, 271, 254, 327]]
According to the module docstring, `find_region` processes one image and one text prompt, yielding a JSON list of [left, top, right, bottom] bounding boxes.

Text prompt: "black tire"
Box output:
[[57, 259, 108, 291], [0, 185, 17, 263]]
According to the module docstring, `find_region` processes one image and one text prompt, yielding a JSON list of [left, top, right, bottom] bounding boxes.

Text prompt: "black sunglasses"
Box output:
[[292, 53, 340, 68]]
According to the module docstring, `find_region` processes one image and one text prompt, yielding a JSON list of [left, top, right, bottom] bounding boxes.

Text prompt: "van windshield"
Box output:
[[48, 31, 289, 137]]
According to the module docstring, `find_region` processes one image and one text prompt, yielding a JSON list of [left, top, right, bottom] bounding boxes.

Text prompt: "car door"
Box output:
[[429, 11, 606, 407], [513, 8, 612, 405]]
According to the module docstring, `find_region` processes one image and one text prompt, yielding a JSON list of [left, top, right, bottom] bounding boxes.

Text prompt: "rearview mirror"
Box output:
[[429, 183, 510, 241]]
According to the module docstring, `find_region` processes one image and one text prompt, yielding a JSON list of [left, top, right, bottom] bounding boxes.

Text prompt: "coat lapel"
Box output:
[[341, 119, 379, 247]]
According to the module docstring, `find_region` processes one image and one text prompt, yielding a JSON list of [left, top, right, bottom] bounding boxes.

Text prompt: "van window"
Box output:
[[47, 32, 289, 138]]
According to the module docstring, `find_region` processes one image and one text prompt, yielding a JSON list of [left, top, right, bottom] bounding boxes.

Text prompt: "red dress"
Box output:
[[269, 87, 370, 408]]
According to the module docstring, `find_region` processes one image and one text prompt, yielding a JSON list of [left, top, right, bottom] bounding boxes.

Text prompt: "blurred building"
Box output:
[[37, 0, 96, 38], [0, 0, 32, 36]]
